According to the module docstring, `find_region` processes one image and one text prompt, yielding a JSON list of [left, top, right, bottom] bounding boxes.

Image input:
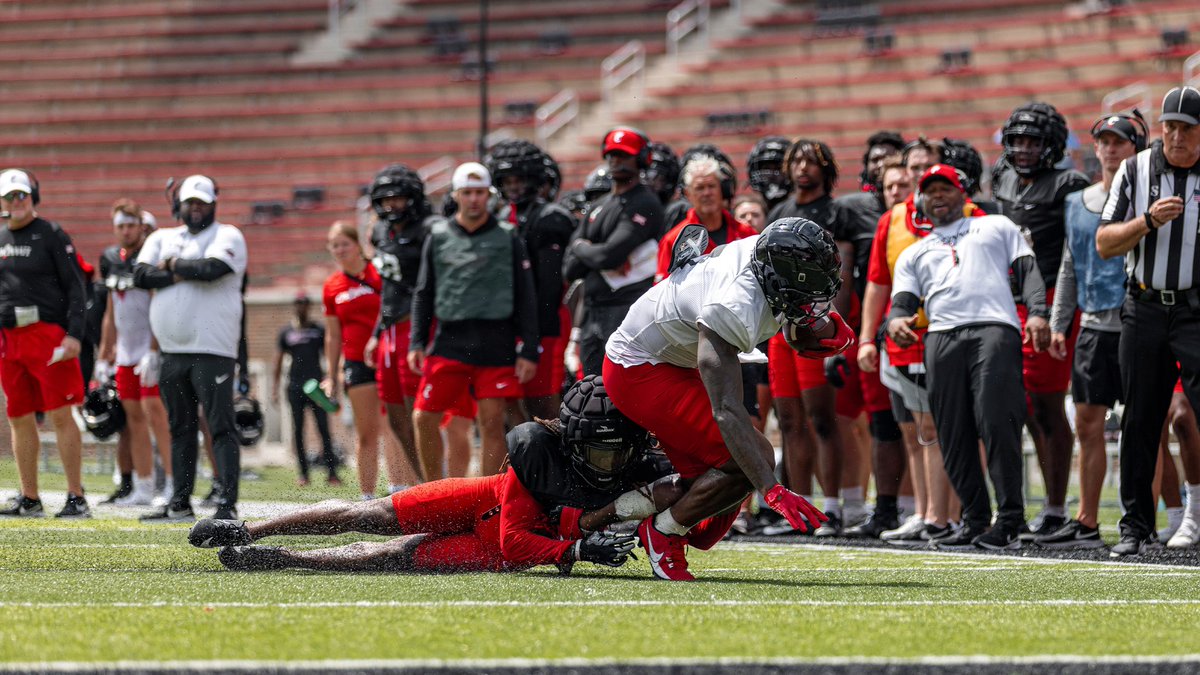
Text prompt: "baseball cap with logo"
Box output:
[[0, 169, 34, 197], [451, 162, 492, 191], [1160, 86, 1200, 126], [602, 127, 648, 158], [1091, 113, 1145, 148], [918, 164, 966, 193], [178, 175, 218, 204]]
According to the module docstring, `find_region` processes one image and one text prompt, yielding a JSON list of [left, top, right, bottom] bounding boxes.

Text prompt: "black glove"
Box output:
[[824, 354, 849, 388], [573, 530, 636, 567]]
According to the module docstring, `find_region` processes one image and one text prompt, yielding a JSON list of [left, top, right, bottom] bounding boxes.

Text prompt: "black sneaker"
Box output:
[[99, 482, 132, 505], [0, 495, 44, 517], [934, 523, 988, 550], [1035, 519, 1104, 550], [973, 526, 1020, 551], [1109, 533, 1160, 558], [199, 488, 220, 508], [813, 512, 842, 537], [1020, 514, 1066, 542], [55, 493, 91, 519], [218, 546, 290, 571], [140, 502, 195, 523], [212, 506, 238, 521], [189, 519, 252, 548], [844, 510, 899, 539]]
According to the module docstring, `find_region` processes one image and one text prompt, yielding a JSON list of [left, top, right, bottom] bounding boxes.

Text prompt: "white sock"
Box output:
[[801, 495, 816, 505], [898, 495, 916, 516], [842, 486, 864, 507], [133, 475, 155, 494], [1043, 503, 1067, 518], [388, 484, 407, 495], [823, 498, 841, 517], [654, 509, 690, 536], [360, 492, 375, 502], [1186, 483, 1200, 513]]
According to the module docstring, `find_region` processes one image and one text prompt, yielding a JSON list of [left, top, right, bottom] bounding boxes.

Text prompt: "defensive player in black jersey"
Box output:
[[747, 135, 793, 213], [486, 140, 577, 420], [0, 168, 90, 518], [993, 103, 1090, 540], [189, 377, 688, 574], [361, 165, 440, 485]]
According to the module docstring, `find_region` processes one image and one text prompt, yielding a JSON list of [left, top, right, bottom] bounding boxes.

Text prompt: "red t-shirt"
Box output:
[[655, 208, 758, 283], [322, 264, 382, 363]]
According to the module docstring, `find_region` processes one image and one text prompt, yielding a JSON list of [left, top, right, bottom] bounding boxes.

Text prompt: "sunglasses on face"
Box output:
[[1, 192, 29, 203]]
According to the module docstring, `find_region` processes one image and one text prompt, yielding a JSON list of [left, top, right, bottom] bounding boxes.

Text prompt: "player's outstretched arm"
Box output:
[[696, 326, 778, 494]]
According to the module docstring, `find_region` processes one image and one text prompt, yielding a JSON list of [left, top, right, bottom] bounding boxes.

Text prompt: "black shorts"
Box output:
[[1072, 328, 1121, 408], [343, 359, 377, 389]]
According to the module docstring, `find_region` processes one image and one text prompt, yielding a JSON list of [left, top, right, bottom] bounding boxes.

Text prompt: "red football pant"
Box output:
[[391, 474, 508, 573]]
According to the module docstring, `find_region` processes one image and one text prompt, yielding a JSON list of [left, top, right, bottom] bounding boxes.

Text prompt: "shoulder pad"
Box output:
[[506, 423, 582, 508]]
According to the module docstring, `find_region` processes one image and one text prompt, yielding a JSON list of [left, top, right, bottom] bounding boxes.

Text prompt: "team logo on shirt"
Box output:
[[334, 285, 376, 305], [0, 244, 32, 258]]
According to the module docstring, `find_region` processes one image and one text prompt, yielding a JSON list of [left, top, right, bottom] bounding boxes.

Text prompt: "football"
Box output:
[[781, 316, 837, 354]]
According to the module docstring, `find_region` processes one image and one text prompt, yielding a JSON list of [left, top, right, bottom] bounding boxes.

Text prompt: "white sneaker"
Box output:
[[1167, 511, 1200, 549], [1158, 506, 1185, 542], [843, 503, 870, 529], [115, 477, 155, 506], [881, 514, 925, 541], [152, 476, 174, 507]]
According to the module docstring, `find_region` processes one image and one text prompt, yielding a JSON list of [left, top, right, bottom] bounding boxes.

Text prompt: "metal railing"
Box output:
[[418, 155, 457, 194], [667, 0, 710, 57], [1185, 49, 1200, 87], [601, 40, 646, 111], [535, 89, 579, 145], [1102, 82, 1151, 118]]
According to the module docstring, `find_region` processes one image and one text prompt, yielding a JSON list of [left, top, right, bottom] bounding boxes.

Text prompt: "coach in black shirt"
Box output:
[[272, 294, 338, 486], [1097, 85, 1200, 557]]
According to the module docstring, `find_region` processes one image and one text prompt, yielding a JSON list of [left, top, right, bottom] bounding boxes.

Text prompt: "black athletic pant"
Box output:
[[286, 381, 336, 479], [578, 304, 631, 377], [160, 353, 240, 510], [925, 324, 1026, 531], [1117, 295, 1200, 539]]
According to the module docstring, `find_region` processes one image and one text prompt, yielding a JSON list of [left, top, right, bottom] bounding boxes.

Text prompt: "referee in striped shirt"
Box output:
[[1097, 85, 1200, 557]]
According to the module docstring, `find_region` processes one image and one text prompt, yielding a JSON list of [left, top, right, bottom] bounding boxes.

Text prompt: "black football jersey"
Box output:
[[370, 216, 439, 329]]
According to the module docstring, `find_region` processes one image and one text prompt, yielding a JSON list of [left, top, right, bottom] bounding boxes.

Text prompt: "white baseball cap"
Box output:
[[178, 175, 217, 204], [451, 162, 492, 191], [0, 169, 34, 197]]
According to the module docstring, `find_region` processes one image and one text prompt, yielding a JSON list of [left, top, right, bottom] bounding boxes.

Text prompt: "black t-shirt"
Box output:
[[508, 200, 576, 338], [562, 183, 664, 309], [370, 216, 437, 331], [993, 166, 1089, 288], [0, 217, 86, 340], [506, 421, 675, 511], [278, 321, 325, 384], [834, 191, 886, 298]]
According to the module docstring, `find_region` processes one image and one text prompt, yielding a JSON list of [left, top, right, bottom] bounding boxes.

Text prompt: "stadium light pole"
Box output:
[[477, 0, 489, 160]]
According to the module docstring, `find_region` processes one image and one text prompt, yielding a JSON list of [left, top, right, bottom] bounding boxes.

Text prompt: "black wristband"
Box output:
[[1145, 212, 1158, 231]]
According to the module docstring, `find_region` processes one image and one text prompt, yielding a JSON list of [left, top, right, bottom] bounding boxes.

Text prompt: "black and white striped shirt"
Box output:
[[1101, 142, 1200, 290]]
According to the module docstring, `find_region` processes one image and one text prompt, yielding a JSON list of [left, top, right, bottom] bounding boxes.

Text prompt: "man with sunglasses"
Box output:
[[0, 168, 90, 518]]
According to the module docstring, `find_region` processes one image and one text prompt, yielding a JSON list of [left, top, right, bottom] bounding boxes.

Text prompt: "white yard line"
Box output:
[[2, 598, 1199, 609]]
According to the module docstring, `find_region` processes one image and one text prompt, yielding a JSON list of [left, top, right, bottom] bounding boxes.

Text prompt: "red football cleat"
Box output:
[[637, 516, 695, 581]]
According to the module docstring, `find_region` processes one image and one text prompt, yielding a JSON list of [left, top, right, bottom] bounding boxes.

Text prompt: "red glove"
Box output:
[[764, 484, 827, 533], [807, 311, 855, 358]]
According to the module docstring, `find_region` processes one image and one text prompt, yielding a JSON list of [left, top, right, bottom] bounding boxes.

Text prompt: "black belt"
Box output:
[[1129, 285, 1200, 306]]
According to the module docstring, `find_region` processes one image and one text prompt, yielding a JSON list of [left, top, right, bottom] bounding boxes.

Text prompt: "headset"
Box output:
[[682, 153, 737, 201], [1089, 109, 1149, 152], [165, 175, 220, 220], [602, 127, 652, 169]]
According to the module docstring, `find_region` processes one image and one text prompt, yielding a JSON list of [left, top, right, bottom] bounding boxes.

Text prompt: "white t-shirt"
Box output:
[[606, 236, 779, 368], [891, 214, 1032, 332], [137, 223, 248, 358], [112, 285, 152, 367]]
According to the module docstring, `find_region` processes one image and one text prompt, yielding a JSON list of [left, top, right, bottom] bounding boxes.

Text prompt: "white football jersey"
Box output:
[[606, 236, 779, 368]]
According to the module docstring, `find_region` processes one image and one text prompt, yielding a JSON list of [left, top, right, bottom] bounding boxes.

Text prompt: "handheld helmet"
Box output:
[[560, 375, 651, 490], [583, 165, 613, 202], [938, 138, 984, 195], [484, 139, 547, 205], [645, 142, 682, 205], [82, 384, 126, 440], [370, 164, 431, 225], [752, 218, 842, 322], [233, 396, 265, 447], [747, 135, 792, 205], [1000, 102, 1069, 176]]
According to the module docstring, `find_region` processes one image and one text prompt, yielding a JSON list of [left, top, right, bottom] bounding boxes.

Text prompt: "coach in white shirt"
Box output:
[[132, 175, 247, 523], [888, 164, 1050, 551]]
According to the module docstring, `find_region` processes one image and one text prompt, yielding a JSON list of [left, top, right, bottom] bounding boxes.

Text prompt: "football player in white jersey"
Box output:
[[603, 218, 854, 580]]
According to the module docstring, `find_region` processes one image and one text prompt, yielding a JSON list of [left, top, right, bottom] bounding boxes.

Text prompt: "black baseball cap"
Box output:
[[1090, 113, 1144, 148], [1160, 86, 1200, 126]]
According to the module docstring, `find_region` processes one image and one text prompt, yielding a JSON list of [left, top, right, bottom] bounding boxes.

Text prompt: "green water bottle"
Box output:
[[303, 379, 339, 412]]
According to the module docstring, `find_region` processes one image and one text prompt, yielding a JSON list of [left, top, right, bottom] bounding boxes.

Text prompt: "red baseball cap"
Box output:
[[918, 164, 965, 193], [602, 127, 648, 158]]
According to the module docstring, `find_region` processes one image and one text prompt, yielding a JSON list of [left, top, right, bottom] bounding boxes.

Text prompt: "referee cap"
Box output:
[[178, 175, 217, 204], [917, 164, 965, 193], [1161, 86, 1200, 126], [451, 162, 491, 191]]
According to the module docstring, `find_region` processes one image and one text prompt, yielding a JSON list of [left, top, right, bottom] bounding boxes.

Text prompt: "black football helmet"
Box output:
[[1001, 102, 1069, 176], [560, 375, 651, 490], [541, 152, 561, 202], [370, 164, 431, 225], [233, 396, 264, 447], [747, 135, 792, 206], [645, 142, 682, 205], [752, 218, 842, 322], [583, 164, 613, 202], [82, 384, 126, 440], [484, 139, 547, 205], [939, 138, 984, 195]]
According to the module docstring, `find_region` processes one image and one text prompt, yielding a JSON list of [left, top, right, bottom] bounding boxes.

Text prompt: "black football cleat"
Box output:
[[189, 518, 252, 549], [218, 546, 291, 571]]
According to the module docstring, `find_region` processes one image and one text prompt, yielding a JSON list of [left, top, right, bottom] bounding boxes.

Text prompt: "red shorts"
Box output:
[[391, 474, 507, 573], [522, 306, 571, 399], [0, 323, 85, 418], [415, 355, 522, 413], [767, 333, 867, 417], [115, 364, 161, 401], [857, 349, 893, 414], [603, 356, 731, 479], [441, 393, 478, 425], [1018, 288, 1077, 395], [376, 321, 421, 404]]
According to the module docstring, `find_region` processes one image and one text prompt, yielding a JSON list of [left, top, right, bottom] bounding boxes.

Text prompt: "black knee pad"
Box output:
[[869, 410, 902, 442]]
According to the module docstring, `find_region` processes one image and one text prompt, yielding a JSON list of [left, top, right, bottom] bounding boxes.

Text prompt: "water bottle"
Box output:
[[303, 379, 339, 412]]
